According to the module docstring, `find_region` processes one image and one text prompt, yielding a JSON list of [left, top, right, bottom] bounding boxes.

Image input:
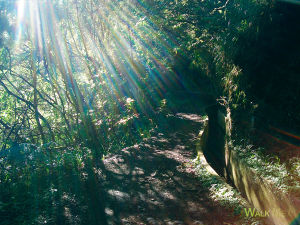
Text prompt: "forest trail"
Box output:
[[100, 113, 242, 225]]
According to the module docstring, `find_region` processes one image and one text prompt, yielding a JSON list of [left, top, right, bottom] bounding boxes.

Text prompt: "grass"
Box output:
[[186, 159, 265, 225], [230, 140, 300, 196]]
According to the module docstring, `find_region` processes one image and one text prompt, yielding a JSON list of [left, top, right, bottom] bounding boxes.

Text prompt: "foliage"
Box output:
[[229, 139, 300, 196], [0, 0, 299, 224], [142, 0, 300, 130], [1, 0, 298, 156], [0, 144, 94, 225], [0, 0, 172, 156], [189, 159, 263, 224]]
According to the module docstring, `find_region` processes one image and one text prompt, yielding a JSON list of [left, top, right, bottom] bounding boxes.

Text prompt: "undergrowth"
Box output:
[[230, 140, 300, 197], [187, 159, 265, 225]]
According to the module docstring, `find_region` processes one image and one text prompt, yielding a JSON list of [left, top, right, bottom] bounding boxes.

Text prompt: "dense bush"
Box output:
[[0, 144, 105, 225]]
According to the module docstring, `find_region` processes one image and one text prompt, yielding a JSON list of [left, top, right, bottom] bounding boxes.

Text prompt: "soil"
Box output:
[[98, 113, 251, 225]]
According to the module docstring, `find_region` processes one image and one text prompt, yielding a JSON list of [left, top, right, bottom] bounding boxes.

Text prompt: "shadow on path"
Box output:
[[98, 114, 240, 225]]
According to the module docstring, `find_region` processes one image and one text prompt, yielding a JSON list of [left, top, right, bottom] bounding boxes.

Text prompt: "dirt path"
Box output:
[[99, 113, 245, 225]]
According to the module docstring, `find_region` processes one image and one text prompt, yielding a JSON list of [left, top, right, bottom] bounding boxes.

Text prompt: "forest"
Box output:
[[0, 0, 299, 224]]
